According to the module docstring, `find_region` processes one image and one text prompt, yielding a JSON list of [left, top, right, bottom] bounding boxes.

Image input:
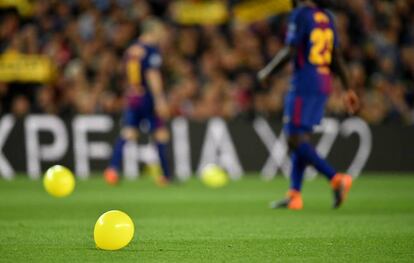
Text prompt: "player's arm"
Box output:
[[257, 47, 295, 82], [146, 69, 169, 119], [331, 47, 360, 114], [331, 47, 349, 90], [258, 8, 302, 82]]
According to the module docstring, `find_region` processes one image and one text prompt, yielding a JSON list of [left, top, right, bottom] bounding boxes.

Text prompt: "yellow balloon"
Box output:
[[43, 165, 75, 197], [94, 210, 135, 251], [200, 164, 229, 188]]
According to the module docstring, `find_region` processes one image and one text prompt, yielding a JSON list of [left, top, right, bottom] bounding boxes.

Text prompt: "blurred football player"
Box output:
[[104, 19, 171, 186], [258, 0, 360, 209]]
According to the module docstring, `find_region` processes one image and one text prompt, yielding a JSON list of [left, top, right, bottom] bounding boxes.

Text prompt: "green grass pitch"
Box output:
[[0, 174, 414, 262]]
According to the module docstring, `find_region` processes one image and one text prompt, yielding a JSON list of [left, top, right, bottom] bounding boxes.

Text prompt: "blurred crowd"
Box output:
[[0, 0, 414, 124]]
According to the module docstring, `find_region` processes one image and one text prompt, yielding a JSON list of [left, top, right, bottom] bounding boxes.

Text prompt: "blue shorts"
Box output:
[[123, 96, 163, 133], [283, 91, 328, 136]]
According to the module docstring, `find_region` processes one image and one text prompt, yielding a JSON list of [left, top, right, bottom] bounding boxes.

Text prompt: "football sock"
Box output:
[[156, 142, 171, 179], [109, 137, 126, 171], [296, 142, 336, 180], [290, 150, 306, 191]]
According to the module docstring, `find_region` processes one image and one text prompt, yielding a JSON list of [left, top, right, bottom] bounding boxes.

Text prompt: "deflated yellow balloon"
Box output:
[[43, 165, 75, 197], [94, 210, 135, 250]]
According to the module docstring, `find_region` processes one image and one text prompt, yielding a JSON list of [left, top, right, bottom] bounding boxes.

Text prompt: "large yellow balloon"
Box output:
[[200, 164, 229, 188], [94, 210, 135, 250], [43, 165, 75, 197]]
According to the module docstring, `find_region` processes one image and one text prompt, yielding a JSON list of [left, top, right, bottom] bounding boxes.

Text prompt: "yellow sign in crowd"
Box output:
[[0, 0, 292, 83], [172, 0, 293, 25], [0, 0, 293, 25], [0, 0, 33, 17], [0, 52, 55, 83]]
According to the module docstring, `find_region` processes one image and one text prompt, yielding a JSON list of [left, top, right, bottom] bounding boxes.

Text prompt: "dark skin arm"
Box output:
[[330, 47, 349, 90], [330, 47, 360, 114], [257, 47, 296, 82]]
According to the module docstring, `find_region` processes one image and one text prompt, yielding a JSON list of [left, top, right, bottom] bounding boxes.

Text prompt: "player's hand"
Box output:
[[343, 90, 360, 115], [156, 102, 170, 120]]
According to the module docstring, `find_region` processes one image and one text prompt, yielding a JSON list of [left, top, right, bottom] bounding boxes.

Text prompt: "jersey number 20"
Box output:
[[309, 28, 334, 66]]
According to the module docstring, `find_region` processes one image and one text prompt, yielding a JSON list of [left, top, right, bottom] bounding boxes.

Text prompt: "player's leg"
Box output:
[[271, 94, 310, 209], [289, 127, 352, 208], [272, 93, 352, 209], [290, 149, 307, 192], [291, 133, 354, 209], [154, 127, 171, 180], [149, 114, 171, 186], [331, 173, 353, 208], [270, 143, 305, 210], [291, 133, 336, 180], [272, 131, 338, 210], [104, 108, 140, 185], [104, 127, 139, 185]]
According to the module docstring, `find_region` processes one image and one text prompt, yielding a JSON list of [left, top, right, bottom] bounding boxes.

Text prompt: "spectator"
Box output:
[[0, 0, 413, 125]]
